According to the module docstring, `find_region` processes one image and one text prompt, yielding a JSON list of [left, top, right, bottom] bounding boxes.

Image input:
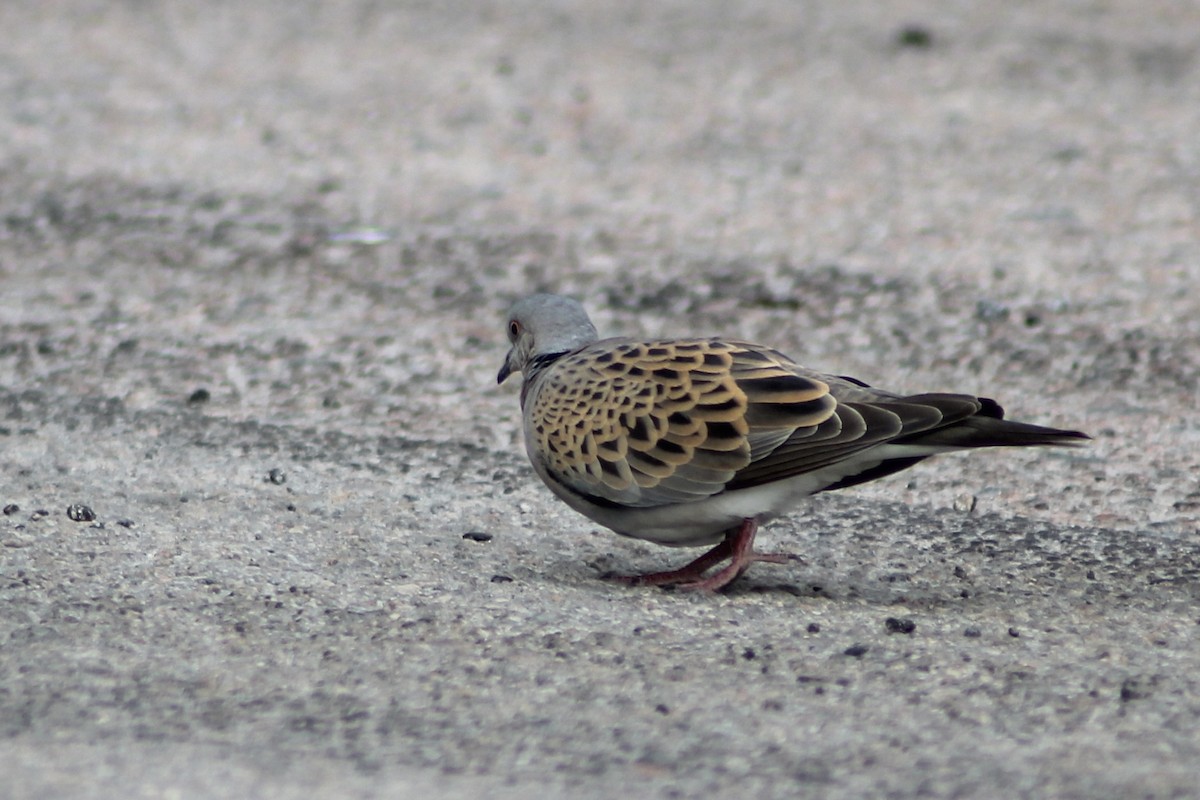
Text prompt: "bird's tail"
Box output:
[[896, 395, 1090, 450]]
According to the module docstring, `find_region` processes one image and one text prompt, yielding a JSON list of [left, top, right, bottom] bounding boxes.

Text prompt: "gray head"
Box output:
[[497, 294, 599, 384]]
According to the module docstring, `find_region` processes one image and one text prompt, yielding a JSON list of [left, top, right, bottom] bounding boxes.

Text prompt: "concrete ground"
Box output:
[[2, 2, 1199, 798]]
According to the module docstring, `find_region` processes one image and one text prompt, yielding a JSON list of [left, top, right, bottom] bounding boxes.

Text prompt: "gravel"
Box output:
[[2, 2, 1199, 798]]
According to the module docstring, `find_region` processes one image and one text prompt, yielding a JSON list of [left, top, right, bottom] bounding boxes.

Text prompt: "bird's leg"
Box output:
[[605, 537, 734, 587], [607, 518, 799, 591], [675, 518, 798, 592]]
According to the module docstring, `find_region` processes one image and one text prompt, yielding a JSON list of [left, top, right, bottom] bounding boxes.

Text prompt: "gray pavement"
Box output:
[[2, 2, 1199, 798]]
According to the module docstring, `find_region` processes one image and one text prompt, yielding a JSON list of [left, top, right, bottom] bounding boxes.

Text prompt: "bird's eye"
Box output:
[[508, 320, 521, 339]]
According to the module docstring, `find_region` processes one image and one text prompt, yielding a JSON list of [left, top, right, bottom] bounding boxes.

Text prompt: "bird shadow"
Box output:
[[564, 552, 967, 607]]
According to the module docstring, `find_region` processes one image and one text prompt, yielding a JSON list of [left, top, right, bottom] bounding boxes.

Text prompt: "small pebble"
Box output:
[[896, 23, 934, 48], [885, 617, 916, 634], [806, 623, 821, 634], [187, 388, 211, 404], [843, 643, 869, 658], [964, 627, 982, 638], [3, 504, 18, 516], [1120, 676, 1154, 702], [953, 493, 977, 513], [975, 298, 1009, 321], [1008, 627, 1021, 638], [462, 531, 494, 542], [267, 468, 287, 485], [67, 504, 96, 522], [490, 574, 514, 584]]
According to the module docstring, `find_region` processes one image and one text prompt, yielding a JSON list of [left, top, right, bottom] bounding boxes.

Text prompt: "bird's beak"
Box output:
[[497, 349, 515, 384]]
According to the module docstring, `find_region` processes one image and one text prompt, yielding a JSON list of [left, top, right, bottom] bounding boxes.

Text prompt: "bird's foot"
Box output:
[[670, 552, 801, 592], [604, 519, 801, 592]]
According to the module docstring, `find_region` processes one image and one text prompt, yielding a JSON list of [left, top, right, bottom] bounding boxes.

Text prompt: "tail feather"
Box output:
[[896, 398, 1090, 450]]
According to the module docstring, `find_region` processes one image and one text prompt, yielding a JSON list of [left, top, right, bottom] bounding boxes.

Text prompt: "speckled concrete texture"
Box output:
[[2, 2, 1198, 798]]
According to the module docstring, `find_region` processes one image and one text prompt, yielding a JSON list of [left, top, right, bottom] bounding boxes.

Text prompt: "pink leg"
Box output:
[[607, 519, 799, 592], [606, 537, 735, 587]]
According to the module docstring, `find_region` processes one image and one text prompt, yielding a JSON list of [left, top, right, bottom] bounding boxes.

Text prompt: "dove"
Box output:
[[497, 293, 1089, 592]]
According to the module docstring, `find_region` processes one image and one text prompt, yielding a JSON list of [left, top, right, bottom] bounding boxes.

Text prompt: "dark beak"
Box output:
[[497, 351, 514, 384]]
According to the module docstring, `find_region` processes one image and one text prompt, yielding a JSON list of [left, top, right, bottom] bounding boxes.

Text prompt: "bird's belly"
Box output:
[[530, 446, 916, 547], [551, 476, 829, 547]]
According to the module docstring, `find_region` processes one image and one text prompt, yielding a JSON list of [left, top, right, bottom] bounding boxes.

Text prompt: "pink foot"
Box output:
[[606, 538, 733, 587], [605, 519, 800, 592]]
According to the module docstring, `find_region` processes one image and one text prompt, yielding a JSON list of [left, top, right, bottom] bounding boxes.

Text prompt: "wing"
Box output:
[[723, 389, 986, 491], [528, 337, 940, 508], [526, 337, 1087, 510]]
